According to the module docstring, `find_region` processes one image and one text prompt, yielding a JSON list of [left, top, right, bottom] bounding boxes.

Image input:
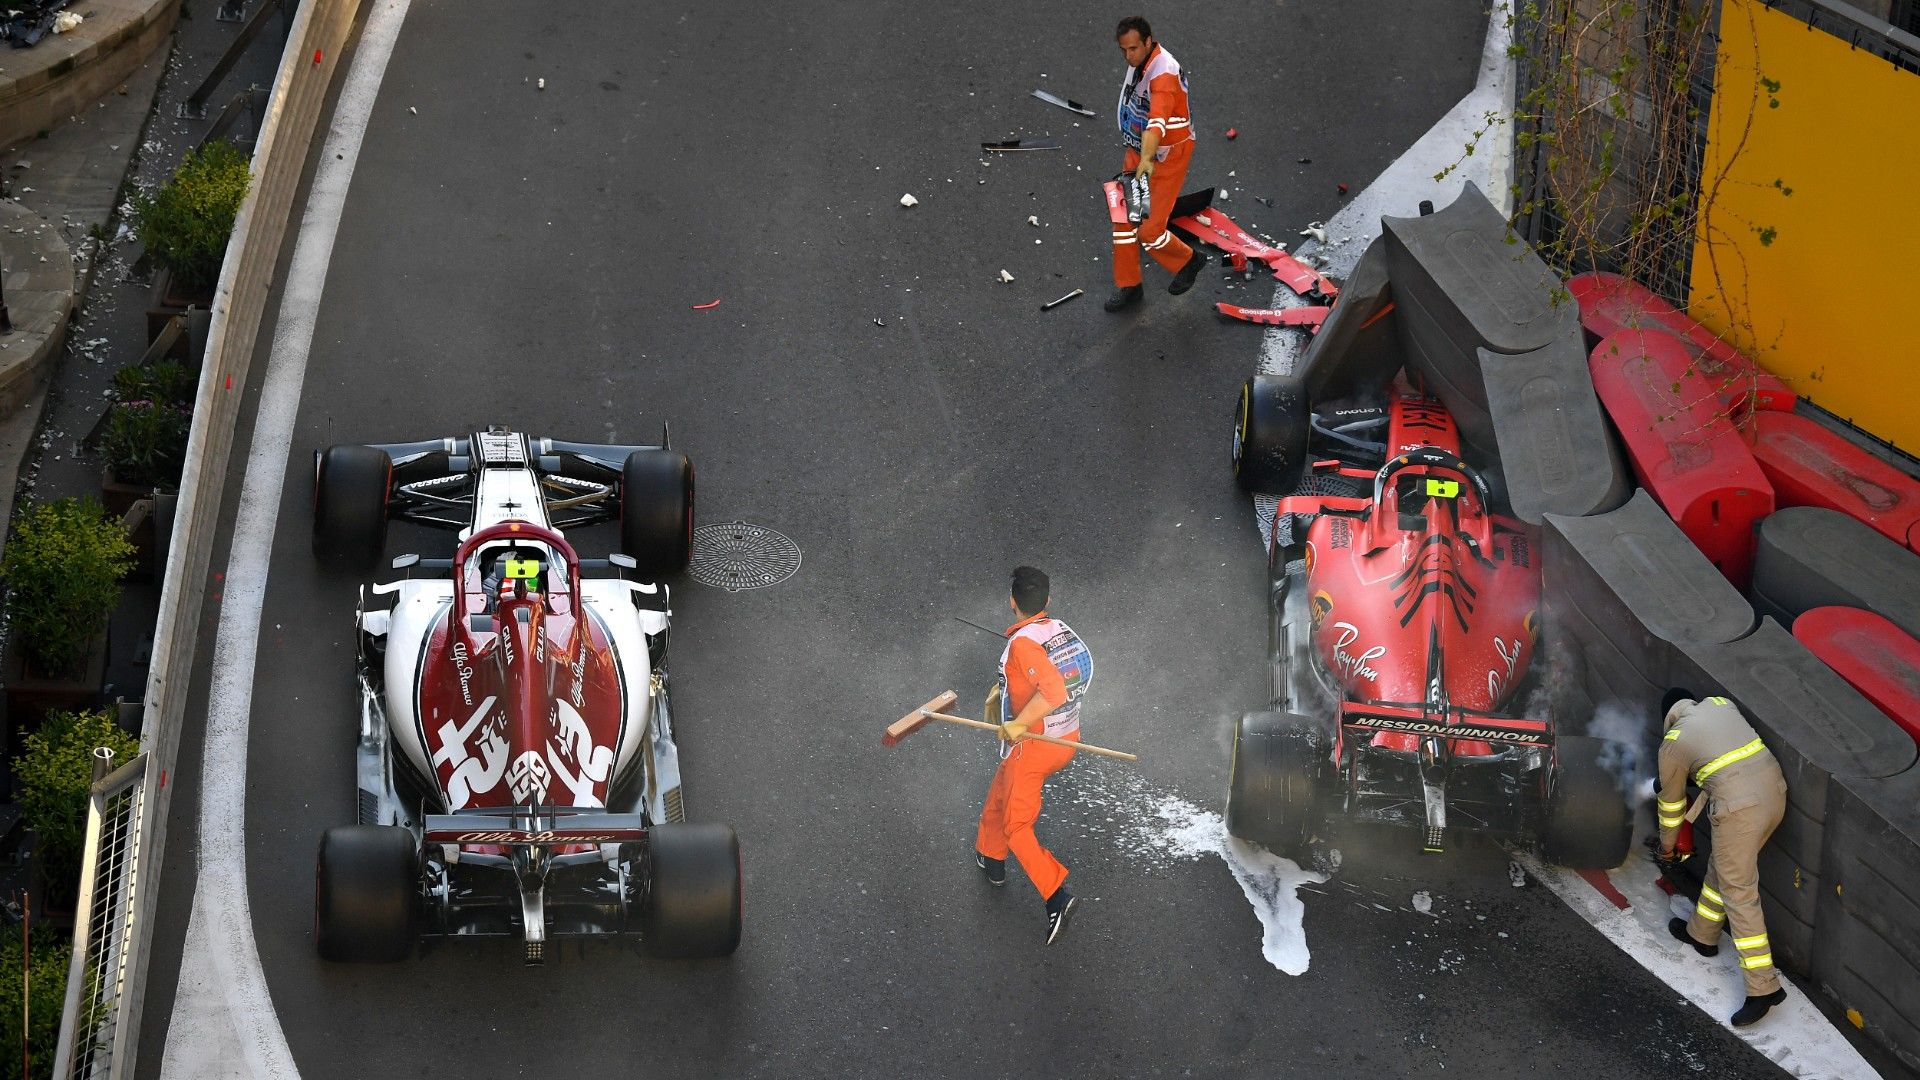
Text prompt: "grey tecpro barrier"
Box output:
[[1542, 491, 1756, 724], [1815, 768, 1920, 1075], [1751, 506, 1920, 638], [1480, 336, 1631, 524], [52, 0, 369, 1074], [1293, 235, 1398, 400], [1377, 181, 1626, 522], [1672, 618, 1917, 976]]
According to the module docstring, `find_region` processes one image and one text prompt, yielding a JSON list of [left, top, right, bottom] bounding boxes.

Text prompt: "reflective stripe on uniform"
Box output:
[[1742, 953, 1775, 969], [1734, 933, 1770, 950], [1697, 905, 1725, 923], [1659, 814, 1685, 828], [1707, 696, 1731, 705], [1664, 729, 1682, 741], [1701, 885, 1724, 905], [1658, 797, 1687, 812], [1144, 232, 1173, 250], [1695, 738, 1766, 783]]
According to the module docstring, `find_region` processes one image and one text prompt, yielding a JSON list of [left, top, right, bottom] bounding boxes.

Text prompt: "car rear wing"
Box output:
[[1340, 701, 1552, 747], [423, 808, 653, 845]]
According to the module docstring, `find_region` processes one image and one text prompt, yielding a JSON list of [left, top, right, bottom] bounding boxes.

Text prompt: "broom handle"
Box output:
[[921, 711, 1139, 762]]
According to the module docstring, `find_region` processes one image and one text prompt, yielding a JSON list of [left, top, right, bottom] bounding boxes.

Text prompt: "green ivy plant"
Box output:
[[102, 400, 192, 489], [0, 499, 135, 678], [0, 931, 72, 1080], [111, 359, 195, 406], [14, 709, 140, 911], [131, 139, 251, 294]]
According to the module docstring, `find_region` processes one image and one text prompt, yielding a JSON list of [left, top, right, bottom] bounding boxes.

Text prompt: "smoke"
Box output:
[[1587, 701, 1655, 802], [1516, 626, 1653, 809]]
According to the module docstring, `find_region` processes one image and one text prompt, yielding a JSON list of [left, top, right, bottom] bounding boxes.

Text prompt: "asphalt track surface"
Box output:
[[139, 3, 1792, 1077]]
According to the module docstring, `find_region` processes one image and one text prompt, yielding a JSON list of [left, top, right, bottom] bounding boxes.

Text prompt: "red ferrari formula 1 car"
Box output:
[[1226, 381, 1631, 867], [310, 427, 740, 964]]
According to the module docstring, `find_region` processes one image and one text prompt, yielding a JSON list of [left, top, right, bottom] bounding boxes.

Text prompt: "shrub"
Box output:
[[101, 400, 191, 489], [111, 359, 195, 407], [131, 139, 251, 293], [14, 709, 139, 910], [0, 499, 135, 677], [0, 930, 72, 1080]]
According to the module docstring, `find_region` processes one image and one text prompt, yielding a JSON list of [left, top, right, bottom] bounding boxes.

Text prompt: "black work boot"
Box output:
[[1731, 988, 1787, 1027], [1669, 918, 1718, 957], [1104, 285, 1143, 312], [1044, 887, 1078, 945], [976, 853, 1006, 887], [1168, 250, 1207, 295]]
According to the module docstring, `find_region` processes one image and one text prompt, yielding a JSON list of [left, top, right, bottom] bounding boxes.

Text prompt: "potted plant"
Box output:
[[1, 498, 136, 726], [134, 139, 250, 349], [14, 708, 140, 914], [99, 359, 195, 516]]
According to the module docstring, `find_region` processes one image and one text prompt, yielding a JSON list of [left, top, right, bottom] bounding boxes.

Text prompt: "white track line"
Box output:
[[160, 2, 412, 1076]]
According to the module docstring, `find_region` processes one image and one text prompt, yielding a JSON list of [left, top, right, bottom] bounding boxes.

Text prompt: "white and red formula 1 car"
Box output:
[[309, 427, 739, 964]]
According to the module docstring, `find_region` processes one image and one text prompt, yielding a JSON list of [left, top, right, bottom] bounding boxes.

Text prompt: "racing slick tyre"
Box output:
[[1226, 711, 1324, 858], [620, 449, 695, 578], [313, 444, 391, 570], [315, 825, 417, 962], [1234, 375, 1311, 495], [1542, 735, 1634, 869], [642, 822, 742, 958]]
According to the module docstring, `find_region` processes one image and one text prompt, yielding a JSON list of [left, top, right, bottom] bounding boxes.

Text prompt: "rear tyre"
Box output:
[[313, 445, 391, 570], [1542, 735, 1633, 869], [1225, 711, 1324, 858], [315, 825, 416, 962], [642, 822, 742, 958], [1234, 375, 1311, 494], [620, 449, 695, 578]]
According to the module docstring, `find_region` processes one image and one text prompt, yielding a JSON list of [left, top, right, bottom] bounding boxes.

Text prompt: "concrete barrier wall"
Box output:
[[113, 0, 368, 1069]]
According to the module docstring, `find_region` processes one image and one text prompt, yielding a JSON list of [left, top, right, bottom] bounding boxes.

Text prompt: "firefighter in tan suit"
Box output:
[[1657, 689, 1790, 1027]]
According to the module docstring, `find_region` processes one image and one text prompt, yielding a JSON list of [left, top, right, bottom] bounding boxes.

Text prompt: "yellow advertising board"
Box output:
[[1690, 0, 1920, 453]]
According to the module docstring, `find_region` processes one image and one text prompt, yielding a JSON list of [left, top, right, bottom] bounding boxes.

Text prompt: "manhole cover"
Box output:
[[690, 522, 801, 591]]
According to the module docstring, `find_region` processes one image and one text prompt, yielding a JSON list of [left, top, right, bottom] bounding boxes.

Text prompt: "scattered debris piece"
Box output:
[[1027, 215, 1041, 227], [1297, 157, 1312, 164], [1337, 182, 1349, 196], [1217, 189, 1229, 200], [1300, 221, 1329, 244], [53, 11, 82, 32], [692, 299, 722, 310], [998, 269, 1015, 283], [1178, 208, 1337, 300], [873, 318, 886, 327], [1255, 195, 1273, 208], [1031, 89, 1095, 116], [899, 193, 919, 208], [537, 78, 546, 90], [1412, 891, 1433, 916], [1227, 170, 1236, 177], [1041, 288, 1084, 311], [408, 106, 418, 114], [1215, 302, 1329, 331], [1224, 127, 1238, 139], [981, 138, 1062, 152], [1508, 860, 1527, 888]]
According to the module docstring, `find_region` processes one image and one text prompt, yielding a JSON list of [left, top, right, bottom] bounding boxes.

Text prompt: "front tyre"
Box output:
[[315, 825, 417, 962], [1226, 711, 1324, 858], [312, 445, 391, 570], [620, 449, 695, 578], [1234, 375, 1311, 494], [642, 822, 742, 958], [1541, 735, 1633, 869]]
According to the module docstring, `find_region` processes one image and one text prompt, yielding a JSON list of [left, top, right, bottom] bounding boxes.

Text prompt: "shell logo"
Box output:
[[1523, 610, 1539, 639]]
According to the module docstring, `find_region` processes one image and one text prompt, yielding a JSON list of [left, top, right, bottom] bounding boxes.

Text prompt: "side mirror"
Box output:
[[391, 553, 420, 578], [608, 552, 637, 579]]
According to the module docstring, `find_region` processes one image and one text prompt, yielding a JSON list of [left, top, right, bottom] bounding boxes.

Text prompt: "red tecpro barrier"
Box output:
[[1589, 328, 1776, 589], [1794, 606, 1920, 744], [1567, 272, 1795, 418], [1752, 411, 1920, 553]]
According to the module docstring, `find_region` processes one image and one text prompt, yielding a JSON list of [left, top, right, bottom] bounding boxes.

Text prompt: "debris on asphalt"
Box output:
[[981, 138, 1062, 152], [1412, 891, 1434, 916], [537, 78, 546, 90], [53, 11, 83, 32], [899, 193, 919, 208], [1217, 189, 1229, 200], [998, 269, 1015, 283], [1508, 860, 1527, 887], [1027, 215, 1041, 227], [1337, 182, 1349, 196], [873, 318, 886, 327], [1031, 89, 1095, 116], [1300, 221, 1330, 244], [1297, 157, 1312, 164], [692, 299, 722, 310], [408, 106, 418, 114], [1041, 288, 1084, 311], [1224, 127, 1238, 139], [1255, 195, 1274, 208]]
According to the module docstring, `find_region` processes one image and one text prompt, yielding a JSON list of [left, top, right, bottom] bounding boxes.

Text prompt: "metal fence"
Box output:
[[51, 753, 148, 1080]]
